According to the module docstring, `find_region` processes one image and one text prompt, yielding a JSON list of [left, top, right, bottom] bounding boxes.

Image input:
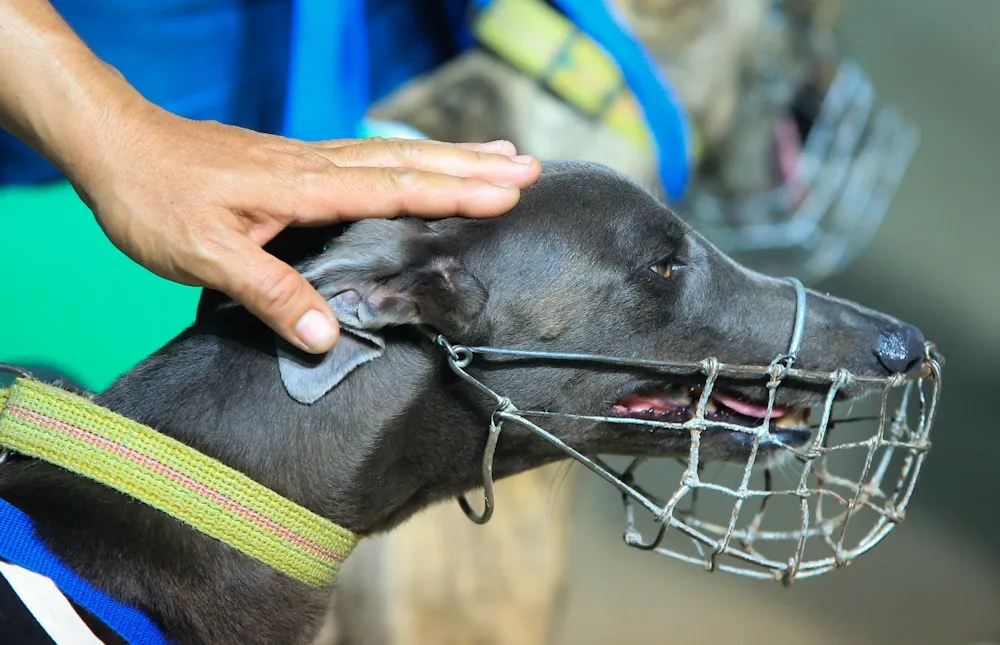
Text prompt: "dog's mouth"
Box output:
[[610, 385, 813, 450]]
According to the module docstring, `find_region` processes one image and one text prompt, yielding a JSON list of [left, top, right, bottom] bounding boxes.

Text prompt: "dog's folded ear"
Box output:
[[276, 290, 389, 405], [277, 218, 488, 405]]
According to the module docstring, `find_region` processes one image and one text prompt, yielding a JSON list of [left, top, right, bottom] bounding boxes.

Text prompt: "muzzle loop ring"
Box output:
[[456, 396, 515, 525], [778, 277, 808, 369]]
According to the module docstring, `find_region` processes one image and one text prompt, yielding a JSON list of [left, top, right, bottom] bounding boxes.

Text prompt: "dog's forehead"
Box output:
[[512, 162, 688, 243]]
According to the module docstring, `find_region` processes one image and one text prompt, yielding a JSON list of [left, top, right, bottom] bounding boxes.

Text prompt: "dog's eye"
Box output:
[[650, 262, 674, 278]]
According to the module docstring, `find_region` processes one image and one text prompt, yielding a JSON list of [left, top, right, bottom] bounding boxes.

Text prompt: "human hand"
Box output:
[[0, 0, 541, 354], [69, 103, 541, 354]]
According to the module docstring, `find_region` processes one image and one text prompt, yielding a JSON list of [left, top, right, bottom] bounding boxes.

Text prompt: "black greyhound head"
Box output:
[[283, 160, 926, 474], [79, 160, 929, 537]]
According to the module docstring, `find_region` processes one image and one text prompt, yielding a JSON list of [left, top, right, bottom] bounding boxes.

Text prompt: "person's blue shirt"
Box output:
[[0, 0, 690, 201], [0, 0, 472, 186]]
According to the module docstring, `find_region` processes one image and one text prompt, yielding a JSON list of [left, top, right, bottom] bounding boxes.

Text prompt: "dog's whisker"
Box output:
[[547, 460, 577, 517], [772, 455, 800, 487], [809, 415, 882, 429]]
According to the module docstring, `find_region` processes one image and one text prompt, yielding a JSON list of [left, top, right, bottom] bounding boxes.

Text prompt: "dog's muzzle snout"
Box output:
[[428, 279, 943, 585]]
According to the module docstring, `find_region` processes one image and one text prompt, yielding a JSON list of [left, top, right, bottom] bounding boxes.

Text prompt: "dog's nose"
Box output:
[[874, 323, 926, 376]]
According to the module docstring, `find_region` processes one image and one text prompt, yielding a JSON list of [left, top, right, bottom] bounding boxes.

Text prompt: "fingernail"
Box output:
[[511, 154, 535, 165], [294, 309, 336, 351]]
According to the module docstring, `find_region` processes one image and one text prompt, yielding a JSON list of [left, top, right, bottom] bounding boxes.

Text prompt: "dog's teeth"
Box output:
[[775, 408, 808, 428], [665, 387, 688, 404], [705, 400, 718, 414]]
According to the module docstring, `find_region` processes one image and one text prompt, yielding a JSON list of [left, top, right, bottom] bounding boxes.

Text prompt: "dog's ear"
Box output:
[[276, 290, 388, 405], [300, 218, 488, 333], [277, 218, 488, 404]]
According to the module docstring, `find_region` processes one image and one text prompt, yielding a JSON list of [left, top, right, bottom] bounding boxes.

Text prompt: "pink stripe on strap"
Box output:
[[7, 405, 343, 565]]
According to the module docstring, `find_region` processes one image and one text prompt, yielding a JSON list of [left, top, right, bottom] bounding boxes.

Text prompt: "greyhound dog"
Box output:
[[0, 161, 926, 645]]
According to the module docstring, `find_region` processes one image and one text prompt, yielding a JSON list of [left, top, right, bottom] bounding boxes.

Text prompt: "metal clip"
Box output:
[[457, 398, 513, 525]]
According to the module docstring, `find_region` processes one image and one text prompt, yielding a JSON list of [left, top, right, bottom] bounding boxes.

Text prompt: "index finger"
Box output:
[[314, 138, 540, 188], [314, 138, 520, 158], [273, 166, 529, 224]]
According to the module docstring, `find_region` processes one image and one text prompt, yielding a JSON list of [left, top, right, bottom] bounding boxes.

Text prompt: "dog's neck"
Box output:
[[0, 309, 530, 644]]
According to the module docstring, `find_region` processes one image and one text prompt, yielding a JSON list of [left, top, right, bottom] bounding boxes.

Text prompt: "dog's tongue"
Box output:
[[613, 390, 788, 420], [711, 391, 788, 419], [776, 115, 807, 206]]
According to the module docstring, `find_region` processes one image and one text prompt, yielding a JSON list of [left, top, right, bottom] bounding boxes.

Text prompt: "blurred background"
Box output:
[[1, 1, 998, 644]]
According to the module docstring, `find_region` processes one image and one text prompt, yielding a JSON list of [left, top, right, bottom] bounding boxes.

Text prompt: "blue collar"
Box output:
[[0, 497, 171, 645]]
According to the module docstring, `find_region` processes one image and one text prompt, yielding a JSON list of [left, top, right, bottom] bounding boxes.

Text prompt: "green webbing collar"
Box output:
[[472, 0, 703, 163], [0, 377, 358, 587]]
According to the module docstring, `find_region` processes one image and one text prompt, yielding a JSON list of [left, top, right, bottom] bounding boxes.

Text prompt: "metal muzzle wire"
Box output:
[[429, 278, 942, 584], [685, 59, 920, 284]]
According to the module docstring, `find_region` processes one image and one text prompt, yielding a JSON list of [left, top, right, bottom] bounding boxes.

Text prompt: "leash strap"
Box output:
[[0, 379, 358, 588]]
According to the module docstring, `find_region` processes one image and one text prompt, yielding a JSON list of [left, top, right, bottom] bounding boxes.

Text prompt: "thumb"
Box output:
[[212, 239, 340, 354]]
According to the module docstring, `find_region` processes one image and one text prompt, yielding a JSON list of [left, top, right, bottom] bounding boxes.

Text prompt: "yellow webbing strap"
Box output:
[[0, 378, 357, 587], [472, 0, 703, 162]]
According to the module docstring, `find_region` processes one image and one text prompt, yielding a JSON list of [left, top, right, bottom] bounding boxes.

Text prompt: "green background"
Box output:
[[0, 181, 200, 392]]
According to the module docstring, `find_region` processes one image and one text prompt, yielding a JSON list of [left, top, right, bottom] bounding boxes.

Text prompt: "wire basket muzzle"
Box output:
[[432, 277, 942, 584]]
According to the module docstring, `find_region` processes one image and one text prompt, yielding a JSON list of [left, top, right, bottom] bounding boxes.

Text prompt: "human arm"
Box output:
[[0, 0, 541, 353]]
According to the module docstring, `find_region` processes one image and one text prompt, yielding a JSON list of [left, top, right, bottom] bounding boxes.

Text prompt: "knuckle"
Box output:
[[384, 137, 421, 165], [292, 151, 333, 173], [468, 149, 493, 164], [185, 235, 218, 265], [382, 166, 422, 198], [284, 157, 336, 212], [251, 266, 305, 315], [188, 231, 241, 278]]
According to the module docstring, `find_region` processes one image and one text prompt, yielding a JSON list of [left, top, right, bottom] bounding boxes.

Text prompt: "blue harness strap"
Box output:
[[549, 0, 691, 201], [0, 498, 171, 645], [283, 0, 370, 141]]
